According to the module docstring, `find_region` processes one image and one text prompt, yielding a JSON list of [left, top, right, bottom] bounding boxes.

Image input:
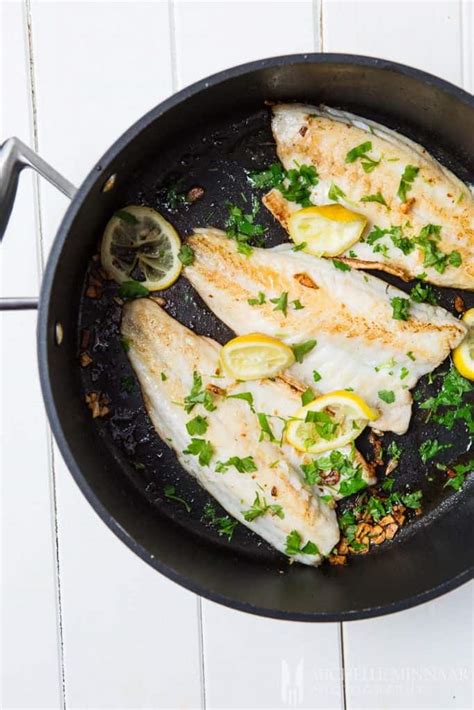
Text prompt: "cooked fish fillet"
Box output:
[[121, 298, 341, 564], [185, 229, 466, 434], [263, 104, 474, 290]]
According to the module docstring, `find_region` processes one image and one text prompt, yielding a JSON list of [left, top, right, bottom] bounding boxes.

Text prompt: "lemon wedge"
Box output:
[[453, 308, 474, 381], [288, 204, 367, 256], [220, 333, 295, 380], [286, 390, 379, 454], [101, 205, 182, 290]]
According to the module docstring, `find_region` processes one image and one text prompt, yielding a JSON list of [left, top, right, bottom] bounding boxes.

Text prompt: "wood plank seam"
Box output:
[[24, 1, 67, 707]]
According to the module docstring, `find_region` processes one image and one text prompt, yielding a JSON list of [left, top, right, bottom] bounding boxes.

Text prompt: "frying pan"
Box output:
[[1, 55, 472, 621]]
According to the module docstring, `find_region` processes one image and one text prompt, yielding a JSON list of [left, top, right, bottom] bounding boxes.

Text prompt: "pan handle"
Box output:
[[0, 137, 77, 243]]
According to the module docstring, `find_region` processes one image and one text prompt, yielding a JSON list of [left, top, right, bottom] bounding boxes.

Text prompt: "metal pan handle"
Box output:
[[0, 137, 77, 243]]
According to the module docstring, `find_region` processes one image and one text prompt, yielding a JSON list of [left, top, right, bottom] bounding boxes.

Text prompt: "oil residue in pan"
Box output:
[[77, 106, 473, 567]]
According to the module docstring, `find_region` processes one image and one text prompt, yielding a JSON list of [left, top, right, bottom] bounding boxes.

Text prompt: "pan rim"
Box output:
[[37, 52, 474, 621]]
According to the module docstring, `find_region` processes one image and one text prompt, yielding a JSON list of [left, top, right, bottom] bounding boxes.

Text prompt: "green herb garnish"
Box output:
[[215, 456, 257, 474], [419, 438, 452, 463], [243, 493, 284, 522], [186, 415, 208, 436], [184, 371, 217, 413], [397, 164, 419, 202], [178, 244, 195, 266], [378, 390, 395, 404], [328, 182, 346, 202], [247, 291, 266, 306], [390, 296, 411, 321], [332, 259, 351, 272], [285, 530, 319, 556], [361, 191, 388, 207], [183, 438, 214, 466], [118, 280, 150, 299], [164, 484, 191, 513], [270, 291, 288, 315], [203, 502, 237, 540], [292, 339, 317, 363]]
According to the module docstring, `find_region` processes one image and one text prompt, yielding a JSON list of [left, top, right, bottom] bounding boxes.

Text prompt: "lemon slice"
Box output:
[[288, 204, 367, 256], [286, 390, 379, 454], [101, 205, 182, 290], [453, 308, 474, 381], [220, 333, 295, 380]]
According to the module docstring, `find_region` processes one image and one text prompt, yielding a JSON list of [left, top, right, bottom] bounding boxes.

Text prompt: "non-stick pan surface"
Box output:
[[38, 55, 473, 620]]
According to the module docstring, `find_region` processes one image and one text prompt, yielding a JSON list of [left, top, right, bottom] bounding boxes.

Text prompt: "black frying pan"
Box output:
[[2, 55, 473, 621]]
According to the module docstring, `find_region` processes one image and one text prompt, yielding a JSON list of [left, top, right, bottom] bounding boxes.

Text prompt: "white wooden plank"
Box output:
[[173, 4, 343, 709], [30, 0, 175, 257], [0, 311, 62, 709], [53, 451, 202, 709], [173, 0, 316, 88], [29, 2, 202, 706], [323, 0, 463, 87], [0, 1, 40, 299], [202, 601, 344, 709], [342, 582, 473, 709], [323, 3, 472, 709]]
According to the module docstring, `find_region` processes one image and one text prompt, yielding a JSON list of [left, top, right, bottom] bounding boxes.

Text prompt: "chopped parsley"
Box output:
[[184, 372, 217, 413], [183, 438, 214, 466], [400, 367, 409, 380], [215, 456, 257, 474], [249, 162, 318, 207], [243, 493, 284, 522], [270, 291, 288, 315], [164, 484, 191, 513], [345, 141, 380, 172], [186, 415, 208, 436], [378, 390, 396, 404], [419, 368, 473, 433], [161, 372, 167, 381], [360, 191, 388, 207], [248, 291, 266, 306], [397, 164, 419, 202], [413, 224, 462, 274], [178, 244, 195, 266], [328, 182, 346, 202], [410, 281, 438, 305], [312, 370, 322, 383], [292, 339, 317, 363], [292, 299, 304, 310], [301, 451, 365, 495], [203, 502, 237, 541], [292, 242, 307, 252], [226, 199, 265, 256], [332, 259, 351, 272], [285, 530, 319, 556], [366, 225, 415, 256], [118, 280, 150, 299], [301, 387, 315, 406], [387, 440, 402, 460], [227, 392, 254, 410], [419, 438, 452, 463], [444, 461, 473, 492], [390, 296, 411, 321], [257, 412, 275, 442], [407, 351, 416, 361]]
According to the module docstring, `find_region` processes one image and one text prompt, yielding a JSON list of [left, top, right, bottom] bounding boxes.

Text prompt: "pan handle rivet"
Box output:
[[55, 322, 64, 346], [102, 173, 117, 193]]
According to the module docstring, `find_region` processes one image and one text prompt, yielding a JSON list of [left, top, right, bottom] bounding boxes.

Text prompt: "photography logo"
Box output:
[[281, 659, 304, 706]]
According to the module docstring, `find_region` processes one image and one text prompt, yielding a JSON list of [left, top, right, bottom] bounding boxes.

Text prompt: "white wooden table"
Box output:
[[1, 1, 473, 708]]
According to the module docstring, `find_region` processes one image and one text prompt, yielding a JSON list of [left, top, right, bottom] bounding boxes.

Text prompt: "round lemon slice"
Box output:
[[220, 333, 295, 380], [101, 205, 182, 290], [286, 390, 379, 454], [288, 204, 367, 256], [453, 308, 474, 381]]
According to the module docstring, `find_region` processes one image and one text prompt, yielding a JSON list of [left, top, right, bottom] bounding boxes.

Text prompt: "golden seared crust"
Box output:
[[267, 105, 474, 290]]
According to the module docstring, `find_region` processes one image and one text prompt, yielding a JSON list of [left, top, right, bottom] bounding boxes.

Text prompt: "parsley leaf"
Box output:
[[257, 412, 275, 442], [186, 415, 208, 436], [328, 182, 346, 202], [285, 530, 319, 556], [243, 493, 284, 522], [332, 259, 351, 272], [226, 199, 265, 255], [345, 141, 380, 172], [247, 291, 266, 306], [419, 368, 473, 433], [397, 164, 419, 202], [301, 387, 315, 406], [270, 291, 288, 315], [312, 370, 322, 383], [227, 392, 254, 410], [387, 441, 402, 460], [390, 296, 411, 321], [360, 191, 388, 207], [419, 438, 452, 463], [178, 244, 195, 266], [203, 502, 237, 541], [183, 438, 214, 466], [444, 461, 473, 492], [164, 484, 191, 513], [413, 224, 462, 274], [292, 339, 317, 363], [118, 280, 150, 299], [215, 456, 257, 474], [120, 375, 134, 393], [249, 162, 318, 207], [378, 390, 395, 404], [184, 372, 217, 413], [410, 281, 438, 305]]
